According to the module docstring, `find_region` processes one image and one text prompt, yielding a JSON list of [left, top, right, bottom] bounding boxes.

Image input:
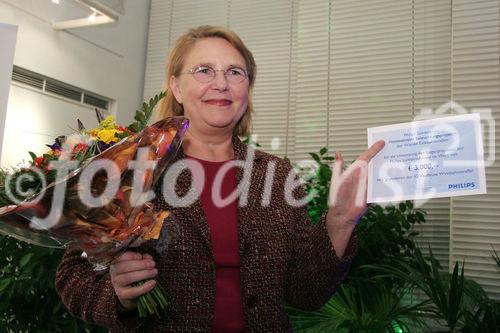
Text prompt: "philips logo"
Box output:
[[448, 182, 475, 189]]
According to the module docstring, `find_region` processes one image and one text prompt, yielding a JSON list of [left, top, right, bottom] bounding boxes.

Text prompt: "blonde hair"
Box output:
[[156, 25, 257, 137]]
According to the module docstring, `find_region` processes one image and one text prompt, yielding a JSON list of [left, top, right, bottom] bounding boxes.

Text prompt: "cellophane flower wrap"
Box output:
[[0, 93, 188, 317]]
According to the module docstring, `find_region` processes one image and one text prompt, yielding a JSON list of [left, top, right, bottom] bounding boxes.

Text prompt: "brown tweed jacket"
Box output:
[[55, 136, 357, 332]]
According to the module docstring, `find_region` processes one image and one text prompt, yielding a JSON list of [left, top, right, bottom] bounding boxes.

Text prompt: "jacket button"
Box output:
[[246, 295, 258, 309]]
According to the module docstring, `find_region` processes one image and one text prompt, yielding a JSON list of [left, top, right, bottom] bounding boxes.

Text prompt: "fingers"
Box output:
[[332, 140, 384, 171], [330, 145, 375, 212], [358, 140, 385, 162], [112, 258, 155, 275], [110, 251, 158, 309], [115, 280, 157, 302], [110, 252, 155, 275], [335, 151, 344, 166], [115, 251, 153, 262], [332, 151, 344, 180], [112, 267, 158, 288], [110, 252, 156, 282]]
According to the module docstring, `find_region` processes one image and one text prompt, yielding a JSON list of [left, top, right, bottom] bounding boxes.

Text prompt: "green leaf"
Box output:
[[127, 91, 166, 133], [0, 277, 12, 293], [416, 211, 425, 222], [309, 153, 320, 163], [52, 301, 62, 315], [28, 151, 37, 161], [134, 112, 145, 123], [20, 252, 35, 268], [319, 147, 328, 155], [401, 220, 410, 229], [406, 200, 414, 210]]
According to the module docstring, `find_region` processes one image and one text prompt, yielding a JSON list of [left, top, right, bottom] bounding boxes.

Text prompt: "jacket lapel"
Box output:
[[233, 137, 263, 265], [159, 146, 213, 255], [163, 136, 261, 261]]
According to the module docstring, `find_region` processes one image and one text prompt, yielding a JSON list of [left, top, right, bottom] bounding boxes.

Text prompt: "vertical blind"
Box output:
[[228, 0, 296, 158], [143, 0, 173, 100], [412, 0, 453, 268], [329, 0, 413, 161], [450, 0, 500, 299], [293, 0, 330, 161], [144, 0, 500, 299]]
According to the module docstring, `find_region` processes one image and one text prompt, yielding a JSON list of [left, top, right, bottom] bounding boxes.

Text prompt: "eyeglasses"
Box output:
[[180, 65, 248, 84]]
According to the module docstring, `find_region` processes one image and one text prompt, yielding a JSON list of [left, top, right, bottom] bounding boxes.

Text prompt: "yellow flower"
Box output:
[[100, 115, 117, 130], [89, 129, 99, 138], [97, 129, 121, 144]]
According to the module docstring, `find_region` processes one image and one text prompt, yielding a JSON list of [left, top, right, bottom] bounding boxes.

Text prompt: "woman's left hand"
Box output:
[[325, 140, 385, 257]]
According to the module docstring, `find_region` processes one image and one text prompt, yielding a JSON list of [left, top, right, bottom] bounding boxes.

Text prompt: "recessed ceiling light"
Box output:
[[51, 0, 60, 4], [52, 0, 118, 30]]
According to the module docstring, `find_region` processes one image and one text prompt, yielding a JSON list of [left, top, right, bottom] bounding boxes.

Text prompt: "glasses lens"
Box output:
[[225, 67, 247, 83], [193, 66, 215, 82]]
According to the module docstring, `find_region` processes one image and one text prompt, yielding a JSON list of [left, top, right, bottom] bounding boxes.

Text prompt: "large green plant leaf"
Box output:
[[287, 279, 428, 333], [361, 246, 496, 332], [0, 236, 106, 332]]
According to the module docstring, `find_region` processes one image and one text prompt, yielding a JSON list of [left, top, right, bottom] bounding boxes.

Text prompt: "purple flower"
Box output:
[[46, 142, 62, 151], [97, 141, 113, 153]]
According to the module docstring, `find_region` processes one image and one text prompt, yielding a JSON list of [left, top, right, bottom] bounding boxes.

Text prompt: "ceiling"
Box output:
[[1, 0, 125, 28]]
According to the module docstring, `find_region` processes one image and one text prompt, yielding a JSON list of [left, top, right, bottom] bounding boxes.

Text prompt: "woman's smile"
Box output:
[[204, 99, 233, 106]]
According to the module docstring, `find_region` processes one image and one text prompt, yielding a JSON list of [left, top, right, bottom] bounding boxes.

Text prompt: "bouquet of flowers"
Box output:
[[0, 92, 189, 317]]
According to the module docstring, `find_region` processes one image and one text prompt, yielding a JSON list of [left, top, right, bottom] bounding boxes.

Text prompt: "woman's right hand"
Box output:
[[110, 251, 158, 312]]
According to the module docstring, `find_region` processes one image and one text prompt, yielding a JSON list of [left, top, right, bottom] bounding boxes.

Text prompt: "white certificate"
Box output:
[[367, 113, 487, 203]]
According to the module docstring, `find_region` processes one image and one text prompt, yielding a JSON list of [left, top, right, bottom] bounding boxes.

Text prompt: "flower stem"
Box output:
[[133, 281, 169, 318]]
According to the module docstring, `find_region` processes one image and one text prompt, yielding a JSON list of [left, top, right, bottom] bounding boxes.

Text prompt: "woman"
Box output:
[[56, 26, 384, 332]]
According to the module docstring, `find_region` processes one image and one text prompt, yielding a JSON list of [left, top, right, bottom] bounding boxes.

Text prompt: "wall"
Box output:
[[144, 0, 500, 299], [0, 23, 17, 166], [0, 0, 151, 167]]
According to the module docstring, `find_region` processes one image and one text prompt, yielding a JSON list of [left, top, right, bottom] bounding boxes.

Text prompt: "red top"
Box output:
[[186, 156, 245, 332]]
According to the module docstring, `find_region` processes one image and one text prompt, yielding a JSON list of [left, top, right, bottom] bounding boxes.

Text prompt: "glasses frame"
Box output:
[[179, 65, 248, 84]]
